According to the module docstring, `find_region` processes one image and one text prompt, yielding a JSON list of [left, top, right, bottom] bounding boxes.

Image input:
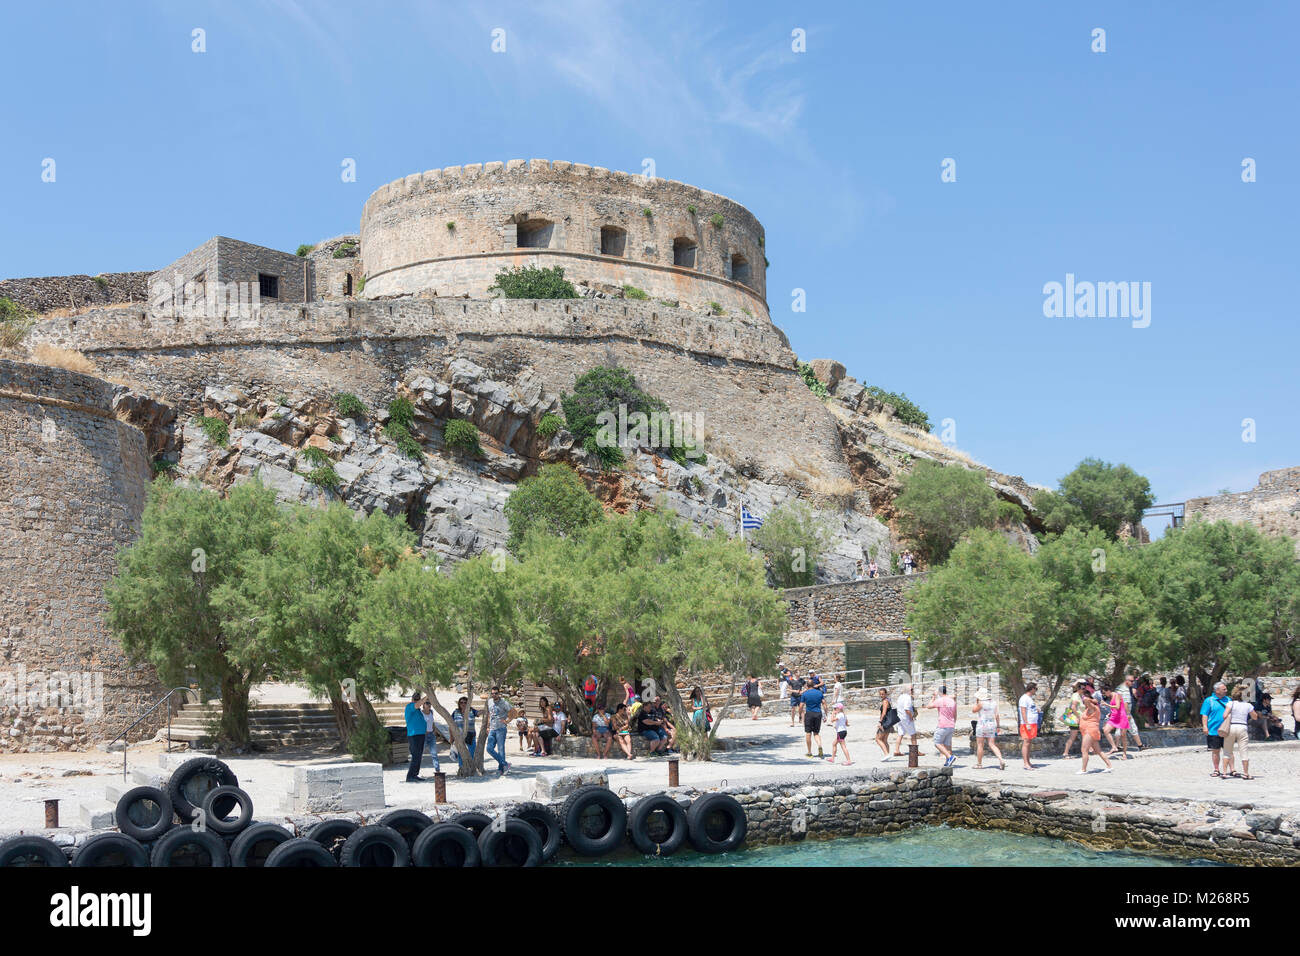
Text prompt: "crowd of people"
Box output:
[[400, 671, 1300, 783]]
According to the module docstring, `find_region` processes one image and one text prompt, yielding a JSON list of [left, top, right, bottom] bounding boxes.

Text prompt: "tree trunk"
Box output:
[[426, 693, 477, 777], [328, 685, 356, 746], [218, 670, 252, 747], [1041, 675, 1066, 727]]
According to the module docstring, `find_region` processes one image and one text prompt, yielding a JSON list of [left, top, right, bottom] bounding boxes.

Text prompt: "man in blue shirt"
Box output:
[[1200, 681, 1231, 777], [404, 691, 428, 782], [802, 682, 826, 759]]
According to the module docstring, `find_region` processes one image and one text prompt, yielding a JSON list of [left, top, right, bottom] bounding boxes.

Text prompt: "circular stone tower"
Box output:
[[360, 159, 768, 319], [0, 359, 161, 751]]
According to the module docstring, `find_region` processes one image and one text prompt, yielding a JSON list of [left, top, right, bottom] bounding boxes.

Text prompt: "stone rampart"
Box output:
[[360, 160, 768, 318], [26, 298, 842, 484], [0, 272, 151, 315], [0, 360, 164, 752], [1186, 467, 1300, 558]]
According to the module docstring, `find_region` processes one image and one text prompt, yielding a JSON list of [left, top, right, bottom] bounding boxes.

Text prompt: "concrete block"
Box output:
[[522, 767, 610, 802], [78, 800, 116, 829], [282, 762, 385, 813]]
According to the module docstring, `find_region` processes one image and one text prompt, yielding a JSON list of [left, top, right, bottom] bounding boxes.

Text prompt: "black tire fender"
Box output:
[[264, 837, 338, 867], [72, 832, 150, 868], [149, 826, 230, 867], [339, 825, 411, 867], [560, 785, 627, 857], [507, 801, 563, 863], [0, 834, 69, 867], [411, 822, 481, 867], [200, 785, 254, 836], [378, 808, 434, 850], [166, 757, 238, 823], [686, 792, 747, 853], [449, 810, 492, 838], [228, 822, 293, 867], [114, 785, 174, 842], [305, 818, 359, 861], [476, 818, 542, 867], [628, 793, 689, 856]]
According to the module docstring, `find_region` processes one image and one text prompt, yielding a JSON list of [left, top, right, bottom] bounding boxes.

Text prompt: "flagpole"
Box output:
[[738, 504, 744, 543]]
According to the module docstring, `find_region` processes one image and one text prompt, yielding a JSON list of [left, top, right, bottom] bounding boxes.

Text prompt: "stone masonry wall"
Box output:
[[1186, 467, 1300, 558], [0, 272, 152, 315], [0, 360, 164, 752], [784, 573, 925, 636], [361, 160, 768, 318], [150, 237, 310, 307], [27, 298, 844, 484]]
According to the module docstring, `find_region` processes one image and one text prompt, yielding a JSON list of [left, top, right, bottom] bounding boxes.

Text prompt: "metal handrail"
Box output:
[[107, 686, 197, 781]]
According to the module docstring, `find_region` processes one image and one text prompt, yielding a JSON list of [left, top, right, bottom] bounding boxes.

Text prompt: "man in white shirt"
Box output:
[[1018, 682, 1041, 770], [892, 684, 917, 756]]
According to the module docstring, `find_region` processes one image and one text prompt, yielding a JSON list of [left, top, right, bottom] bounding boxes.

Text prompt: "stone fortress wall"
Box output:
[[0, 360, 164, 752], [26, 296, 844, 484], [0, 272, 151, 315], [360, 160, 769, 319], [1185, 467, 1300, 558]]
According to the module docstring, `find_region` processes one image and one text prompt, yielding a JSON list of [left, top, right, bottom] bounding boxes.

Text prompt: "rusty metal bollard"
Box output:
[[907, 744, 919, 768], [45, 799, 59, 828], [667, 757, 680, 788], [433, 771, 447, 804]]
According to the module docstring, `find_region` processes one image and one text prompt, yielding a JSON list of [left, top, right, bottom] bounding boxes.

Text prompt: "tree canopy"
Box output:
[[1033, 457, 1154, 539], [895, 460, 999, 565], [750, 500, 832, 589], [503, 463, 604, 556]]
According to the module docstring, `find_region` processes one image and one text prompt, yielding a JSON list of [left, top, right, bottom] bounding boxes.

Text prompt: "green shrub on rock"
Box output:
[[444, 419, 481, 454], [489, 265, 578, 300]]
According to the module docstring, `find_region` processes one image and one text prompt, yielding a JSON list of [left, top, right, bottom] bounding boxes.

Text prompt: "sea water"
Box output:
[[556, 824, 1221, 867]]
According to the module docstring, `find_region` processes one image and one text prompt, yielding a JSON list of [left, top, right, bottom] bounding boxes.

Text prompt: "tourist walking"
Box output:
[[875, 687, 897, 759], [926, 684, 958, 767], [1292, 686, 1300, 740], [788, 672, 805, 726], [743, 674, 763, 719], [1077, 691, 1113, 774], [611, 702, 634, 759], [1219, 689, 1256, 779], [803, 679, 826, 758], [1060, 680, 1085, 759], [1018, 682, 1040, 770], [1200, 682, 1231, 777], [404, 691, 427, 783], [831, 674, 845, 708], [902, 550, 915, 574], [972, 687, 1005, 770], [1156, 677, 1173, 726], [1119, 674, 1146, 749], [1104, 684, 1131, 759], [483, 686, 511, 775], [867, 558, 879, 578], [892, 683, 917, 756], [620, 675, 635, 705], [778, 666, 790, 700], [827, 703, 852, 764]]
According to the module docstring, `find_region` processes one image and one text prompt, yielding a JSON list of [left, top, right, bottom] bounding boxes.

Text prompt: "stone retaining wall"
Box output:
[[0, 272, 151, 315], [783, 573, 925, 635]]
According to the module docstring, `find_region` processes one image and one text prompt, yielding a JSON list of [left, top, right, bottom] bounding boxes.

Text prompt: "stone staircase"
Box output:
[[164, 700, 410, 747]]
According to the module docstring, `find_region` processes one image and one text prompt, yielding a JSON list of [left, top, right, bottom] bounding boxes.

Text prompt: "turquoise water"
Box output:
[[556, 825, 1221, 867]]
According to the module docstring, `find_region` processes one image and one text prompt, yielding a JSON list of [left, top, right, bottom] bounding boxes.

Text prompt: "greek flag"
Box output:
[[741, 508, 763, 530]]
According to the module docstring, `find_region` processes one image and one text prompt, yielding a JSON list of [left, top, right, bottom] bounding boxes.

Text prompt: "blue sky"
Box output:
[[4, 1, 1297, 524]]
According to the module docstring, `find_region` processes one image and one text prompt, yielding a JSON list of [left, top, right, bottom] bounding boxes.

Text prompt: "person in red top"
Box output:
[[926, 685, 958, 767]]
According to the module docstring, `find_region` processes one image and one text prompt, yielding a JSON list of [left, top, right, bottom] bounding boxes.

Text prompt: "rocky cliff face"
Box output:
[[120, 357, 893, 581]]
